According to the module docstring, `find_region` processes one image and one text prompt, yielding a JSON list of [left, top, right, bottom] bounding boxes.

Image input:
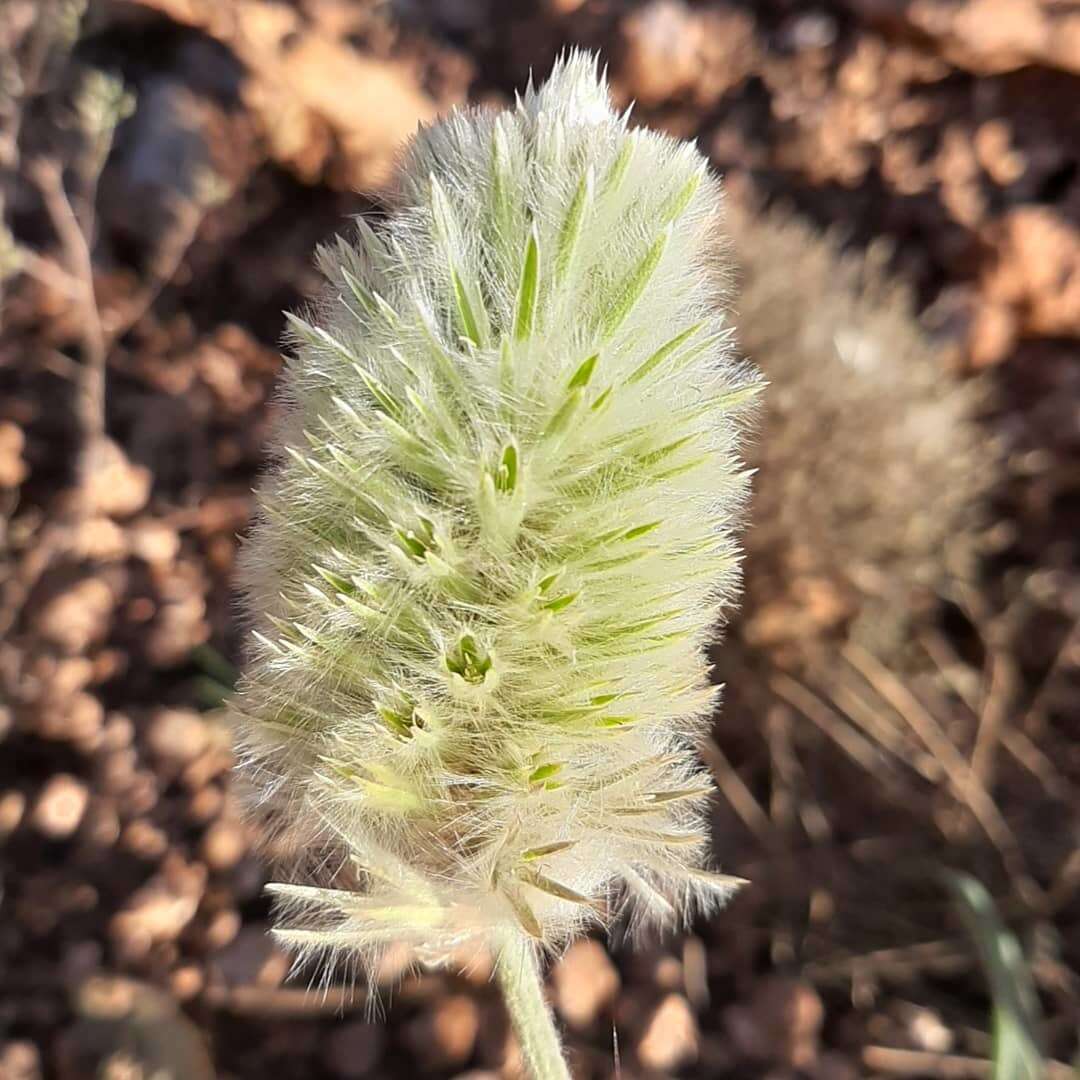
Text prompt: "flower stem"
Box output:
[[496, 933, 571, 1080]]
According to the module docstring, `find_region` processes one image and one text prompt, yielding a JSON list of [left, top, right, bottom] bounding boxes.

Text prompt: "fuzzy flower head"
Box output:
[[726, 202, 989, 663], [232, 52, 759, 978]]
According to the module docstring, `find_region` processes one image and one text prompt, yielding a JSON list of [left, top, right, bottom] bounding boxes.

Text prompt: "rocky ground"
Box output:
[[1, 0, 1078, 1077]]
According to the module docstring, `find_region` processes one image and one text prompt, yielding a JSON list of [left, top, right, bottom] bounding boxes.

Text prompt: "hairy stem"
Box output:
[[496, 934, 571, 1080]]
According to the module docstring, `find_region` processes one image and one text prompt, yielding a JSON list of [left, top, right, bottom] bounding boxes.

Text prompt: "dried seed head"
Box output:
[[728, 202, 991, 662], [232, 52, 758, 980]]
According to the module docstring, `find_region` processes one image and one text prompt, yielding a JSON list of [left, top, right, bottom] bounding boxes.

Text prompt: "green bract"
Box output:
[[233, 53, 759, 980]]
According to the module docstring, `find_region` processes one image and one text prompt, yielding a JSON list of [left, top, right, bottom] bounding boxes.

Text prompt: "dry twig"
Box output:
[[28, 156, 107, 459], [841, 644, 1036, 898], [769, 671, 906, 789], [863, 1044, 1076, 1079], [700, 735, 778, 847]]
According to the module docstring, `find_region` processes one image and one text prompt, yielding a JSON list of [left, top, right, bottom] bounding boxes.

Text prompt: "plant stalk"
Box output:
[[496, 933, 571, 1080]]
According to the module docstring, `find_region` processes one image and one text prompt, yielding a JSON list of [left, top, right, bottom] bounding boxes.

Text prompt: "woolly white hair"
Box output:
[[232, 52, 760, 980]]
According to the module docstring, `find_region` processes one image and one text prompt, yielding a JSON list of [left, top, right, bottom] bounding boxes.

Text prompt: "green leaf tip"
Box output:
[[514, 227, 541, 341]]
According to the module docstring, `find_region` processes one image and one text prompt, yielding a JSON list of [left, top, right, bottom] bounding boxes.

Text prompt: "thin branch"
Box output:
[[863, 1045, 1076, 1080], [1012, 616, 1079, 736], [28, 156, 106, 456], [918, 628, 1076, 803], [970, 647, 1018, 791], [804, 938, 971, 984], [769, 671, 907, 790], [840, 644, 1037, 902], [767, 704, 832, 843], [700, 735, 778, 847], [829, 673, 945, 784], [12, 246, 82, 299]]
